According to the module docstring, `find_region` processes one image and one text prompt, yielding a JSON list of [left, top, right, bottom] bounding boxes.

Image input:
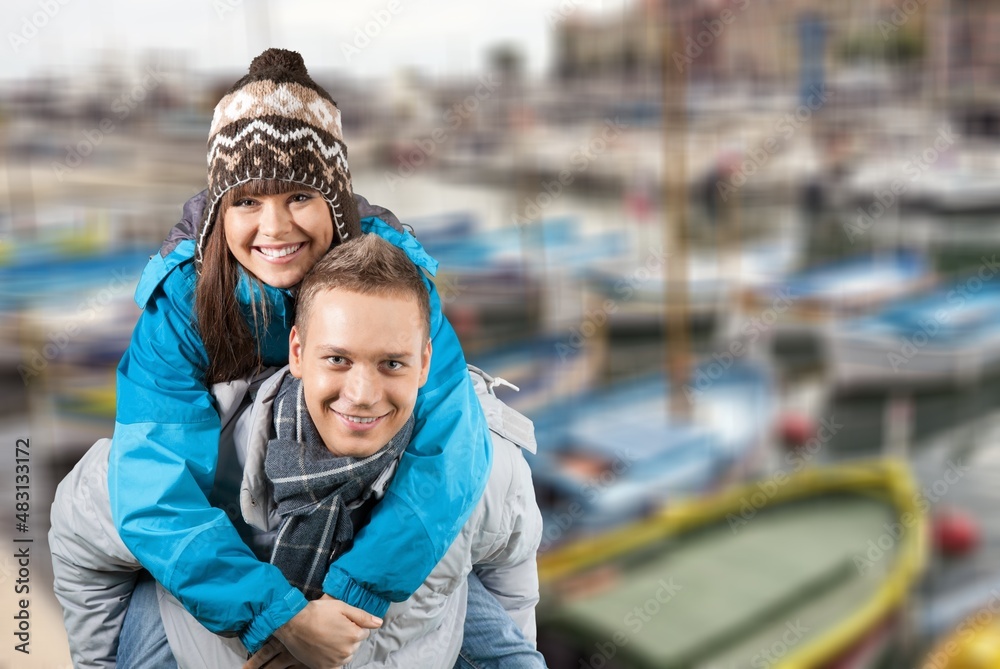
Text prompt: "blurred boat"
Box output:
[[776, 249, 932, 310], [848, 158, 1000, 214], [467, 333, 604, 418], [527, 362, 775, 546], [437, 129, 514, 182], [908, 409, 1000, 648], [919, 572, 1000, 646], [16, 281, 140, 457], [424, 215, 630, 273], [828, 276, 1000, 389], [424, 216, 631, 351], [0, 244, 148, 301], [0, 245, 147, 367], [915, 167, 1000, 214], [1, 243, 145, 456], [536, 460, 927, 669], [404, 210, 479, 248], [582, 237, 801, 377], [743, 249, 934, 372], [922, 612, 1000, 669]]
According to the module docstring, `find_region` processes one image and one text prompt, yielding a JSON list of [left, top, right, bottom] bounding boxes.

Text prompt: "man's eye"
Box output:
[[384, 361, 403, 371], [327, 356, 346, 365]]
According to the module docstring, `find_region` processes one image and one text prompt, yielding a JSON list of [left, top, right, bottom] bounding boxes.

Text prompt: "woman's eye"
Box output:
[[291, 193, 312, 203], [235, 198, 256, 207]]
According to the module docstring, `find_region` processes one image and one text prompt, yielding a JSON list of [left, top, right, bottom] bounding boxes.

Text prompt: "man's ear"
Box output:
[[418, 339, 432, 388], [288, 326, 304, 378]]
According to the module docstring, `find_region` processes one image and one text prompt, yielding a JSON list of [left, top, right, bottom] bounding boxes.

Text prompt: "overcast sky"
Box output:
[[3, 0, 628, 82]]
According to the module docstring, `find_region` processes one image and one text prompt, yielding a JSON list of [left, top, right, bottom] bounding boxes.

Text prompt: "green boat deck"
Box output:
[[541, 494, 900, 669]]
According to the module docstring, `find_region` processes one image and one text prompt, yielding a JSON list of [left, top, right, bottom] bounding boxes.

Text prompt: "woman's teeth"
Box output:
[[258, 244, 303, 258], [346, 415, 378, 424]]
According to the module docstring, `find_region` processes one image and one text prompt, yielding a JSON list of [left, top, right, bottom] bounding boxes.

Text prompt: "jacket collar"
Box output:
[[235, 267, 295, 323], [232, 366, 290, 532]]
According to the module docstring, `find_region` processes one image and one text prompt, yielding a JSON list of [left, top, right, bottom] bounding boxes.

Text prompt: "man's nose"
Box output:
[[342, 367, 380, 406]]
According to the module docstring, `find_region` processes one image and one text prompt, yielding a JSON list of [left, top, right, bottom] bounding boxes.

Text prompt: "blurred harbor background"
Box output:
[[3, 0, 1000, 667]]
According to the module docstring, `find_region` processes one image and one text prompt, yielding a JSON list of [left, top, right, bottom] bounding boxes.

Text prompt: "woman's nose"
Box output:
[[257, 200, 293, 238]]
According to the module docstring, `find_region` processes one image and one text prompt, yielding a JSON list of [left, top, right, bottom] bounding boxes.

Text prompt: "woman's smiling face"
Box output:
[[222, 188, 333, 289]]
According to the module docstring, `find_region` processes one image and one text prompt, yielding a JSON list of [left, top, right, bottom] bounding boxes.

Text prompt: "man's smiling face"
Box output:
[[289, 287, 431, 457]]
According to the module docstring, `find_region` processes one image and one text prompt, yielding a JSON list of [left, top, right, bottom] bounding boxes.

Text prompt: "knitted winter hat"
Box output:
[[198, 48, 361, 264]]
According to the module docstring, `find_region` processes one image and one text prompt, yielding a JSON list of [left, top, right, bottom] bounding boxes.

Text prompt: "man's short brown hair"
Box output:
[[295, 234, 431, 342]]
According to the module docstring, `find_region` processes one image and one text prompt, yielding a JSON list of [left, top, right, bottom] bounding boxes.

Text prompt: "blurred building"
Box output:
[[930, 0, 1000, 137], [552, 0, 934, 92]]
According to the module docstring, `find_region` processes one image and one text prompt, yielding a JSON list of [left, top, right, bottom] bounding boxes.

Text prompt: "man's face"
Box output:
[[289, 287, 431, 457]]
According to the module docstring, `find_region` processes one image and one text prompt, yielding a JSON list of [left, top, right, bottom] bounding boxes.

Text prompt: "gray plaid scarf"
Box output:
[[265, 373, 412, 599]]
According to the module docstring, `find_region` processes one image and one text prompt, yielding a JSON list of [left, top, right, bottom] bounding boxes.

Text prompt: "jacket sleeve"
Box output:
[[322, 273, 493, 617], [108, 264, 307, 653]]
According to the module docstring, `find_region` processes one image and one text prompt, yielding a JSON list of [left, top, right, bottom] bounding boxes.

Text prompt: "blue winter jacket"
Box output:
[[107, 192, 492, 652]]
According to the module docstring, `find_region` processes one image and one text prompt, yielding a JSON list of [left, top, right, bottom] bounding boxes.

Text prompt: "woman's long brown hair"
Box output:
[[195, 179, 325, 384]]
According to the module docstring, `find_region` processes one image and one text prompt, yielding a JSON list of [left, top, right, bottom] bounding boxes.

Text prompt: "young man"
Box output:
[[50, 234, 544, 668]]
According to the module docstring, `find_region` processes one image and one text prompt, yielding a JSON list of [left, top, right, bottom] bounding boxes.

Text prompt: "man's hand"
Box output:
[[272, 595, 382, 668], [244, 637, 307, 669]]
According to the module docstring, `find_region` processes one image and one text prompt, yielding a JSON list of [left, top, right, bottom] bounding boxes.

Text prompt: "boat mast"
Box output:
[[662, 0, 691, 417]]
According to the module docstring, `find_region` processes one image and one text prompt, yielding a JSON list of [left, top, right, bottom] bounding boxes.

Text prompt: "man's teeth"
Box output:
[[346, 415, 378, 424], [258, 244, 302, 258]]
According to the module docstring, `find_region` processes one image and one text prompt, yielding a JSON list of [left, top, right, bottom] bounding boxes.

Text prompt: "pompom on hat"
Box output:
[[197, 48, 361, 265]]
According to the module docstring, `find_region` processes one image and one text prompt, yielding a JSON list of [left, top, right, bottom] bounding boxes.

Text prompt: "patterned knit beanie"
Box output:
[[198, 48, 361, 265]]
